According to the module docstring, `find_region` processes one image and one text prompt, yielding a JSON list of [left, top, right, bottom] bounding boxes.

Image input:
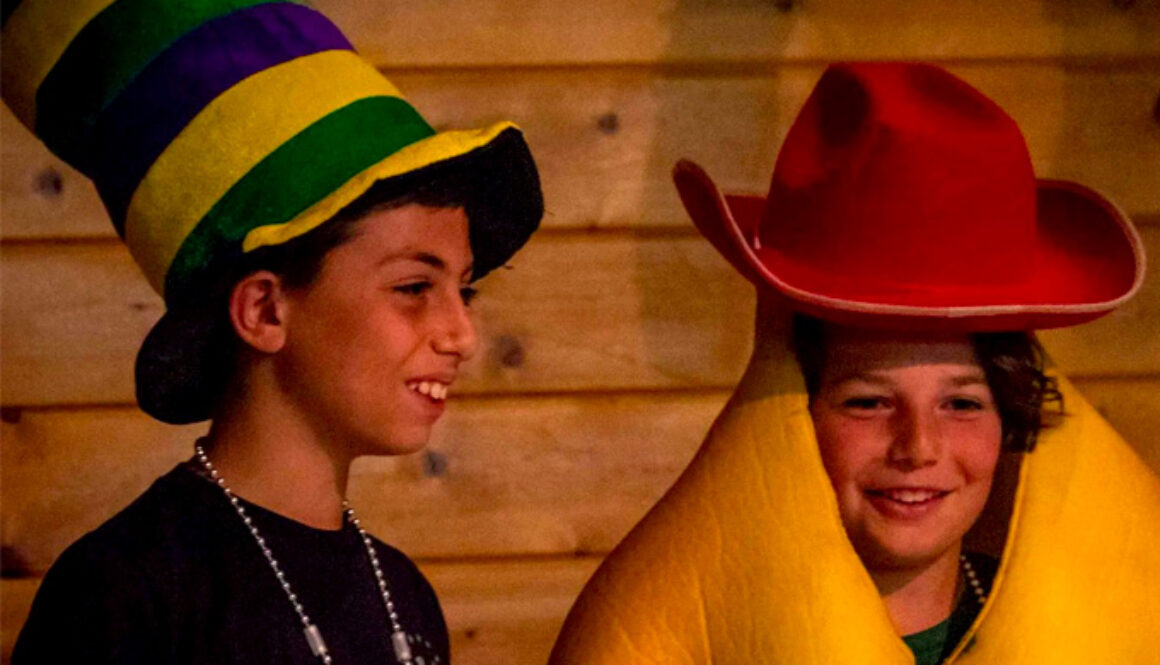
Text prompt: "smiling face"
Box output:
[[272, 204, 478, 457], [808, 325, 1003, 574]]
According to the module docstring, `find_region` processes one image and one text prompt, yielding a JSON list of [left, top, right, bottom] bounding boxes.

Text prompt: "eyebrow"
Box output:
[[827, 372, 892, 387], [949, 373, 989, 387], [377, 251, 473, 279], [827, 370, 988, 388], [389, 251, 445, 270]]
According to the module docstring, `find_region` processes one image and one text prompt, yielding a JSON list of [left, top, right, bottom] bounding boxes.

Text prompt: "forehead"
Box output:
[[343, 204, 472, 264], [821, 324, 981, 377]]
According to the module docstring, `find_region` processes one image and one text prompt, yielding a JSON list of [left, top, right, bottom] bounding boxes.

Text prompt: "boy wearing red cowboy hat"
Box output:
[[4, 2, 541, 663], [550, 62, 1157, 665]]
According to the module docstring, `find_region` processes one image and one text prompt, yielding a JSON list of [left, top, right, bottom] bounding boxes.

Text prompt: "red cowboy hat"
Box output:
[[674, 62, 1144, 331]]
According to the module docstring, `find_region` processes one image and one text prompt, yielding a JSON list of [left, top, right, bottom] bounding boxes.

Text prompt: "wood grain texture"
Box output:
[[1077, 378, 1160, 474], [0, 578, 39, 665], [4, 227, 1160, 407], [0, 557, 601, 665], [4, 378, 1156, 577], [312, 0, 1160, 66], [0, 394, 716, 575], [0, 234, 753, 406], [2, 4, 1157, 662], [4, 65, 1159, 239], [428, 557, 600, 665]]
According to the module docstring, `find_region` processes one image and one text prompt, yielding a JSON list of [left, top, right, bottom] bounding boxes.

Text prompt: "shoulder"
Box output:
[[364, 534, 451, 656], [367, 536, 424, 575], [12, 465, 207, 663], [66, 463, 220, 566], [366, 535, 441, 607], [21, 464, 226, 630]]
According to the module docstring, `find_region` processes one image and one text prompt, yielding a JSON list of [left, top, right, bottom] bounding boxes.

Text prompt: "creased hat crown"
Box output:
[[673, 62, 1143, 331]]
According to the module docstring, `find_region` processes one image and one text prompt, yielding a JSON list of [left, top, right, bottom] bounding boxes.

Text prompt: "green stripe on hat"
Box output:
[[3, 0, 544, 427], [34, 0, 305, 161], [123, 49, 401, 293], [164, 95, 435, 304], [242, 121, 521, 257]]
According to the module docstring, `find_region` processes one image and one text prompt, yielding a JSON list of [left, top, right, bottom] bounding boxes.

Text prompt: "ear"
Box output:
[[228, 270, 290, 354]]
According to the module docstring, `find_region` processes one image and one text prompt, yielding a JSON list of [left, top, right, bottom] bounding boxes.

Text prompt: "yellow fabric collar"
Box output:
[[551, 301, 1160, 664]]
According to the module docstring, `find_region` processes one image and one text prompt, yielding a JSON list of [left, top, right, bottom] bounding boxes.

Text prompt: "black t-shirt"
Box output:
[[13, 463, 449, 664]]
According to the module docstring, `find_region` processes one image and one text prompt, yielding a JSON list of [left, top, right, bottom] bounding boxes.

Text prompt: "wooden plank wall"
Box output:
[[3, 2, 1159, 662]]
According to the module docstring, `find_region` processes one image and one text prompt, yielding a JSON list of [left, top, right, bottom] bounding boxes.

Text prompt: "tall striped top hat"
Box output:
[[2, 0, 543, 423]]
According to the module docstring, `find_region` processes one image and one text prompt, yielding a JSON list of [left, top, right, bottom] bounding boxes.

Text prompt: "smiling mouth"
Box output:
[[407, 380, 449, 402], [865, 488, 950, 505]]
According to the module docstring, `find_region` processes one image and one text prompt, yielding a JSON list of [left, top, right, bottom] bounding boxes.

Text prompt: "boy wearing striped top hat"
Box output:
[[3, 2, 542, 663]]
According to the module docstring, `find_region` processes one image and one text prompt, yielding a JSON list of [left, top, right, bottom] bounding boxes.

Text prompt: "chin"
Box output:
[[853, 533, 958, 572], [354, 427, 433, 458]]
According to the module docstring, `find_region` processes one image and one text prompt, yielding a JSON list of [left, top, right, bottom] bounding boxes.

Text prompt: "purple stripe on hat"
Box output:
[[87, 2, 352, 235]]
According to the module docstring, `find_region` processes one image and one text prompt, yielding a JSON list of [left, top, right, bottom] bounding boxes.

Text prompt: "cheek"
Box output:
[[292, 300, 418, 380], [811, 408, 880, 488], [951, 416, 1003, 481], [344, 314, 423, 375]]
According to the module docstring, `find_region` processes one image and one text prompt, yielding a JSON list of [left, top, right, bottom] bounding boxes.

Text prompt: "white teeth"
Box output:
[[408, 381, 449, 401], [882, 489, 941, 504]]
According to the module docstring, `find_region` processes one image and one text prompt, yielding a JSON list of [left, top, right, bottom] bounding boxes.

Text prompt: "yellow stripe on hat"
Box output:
[[0, 0, 116, 129], [124, 49, 401, 294], [243, 121, 518, 252]]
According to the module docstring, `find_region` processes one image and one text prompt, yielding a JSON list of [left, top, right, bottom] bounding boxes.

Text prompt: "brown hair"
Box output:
[[200, 168, 475, 418], [791, 314, 1063, 452]]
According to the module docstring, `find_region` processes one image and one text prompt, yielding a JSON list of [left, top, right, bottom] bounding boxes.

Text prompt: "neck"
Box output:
[[869, 545, 962, 635], [203, 378, 353, 530]]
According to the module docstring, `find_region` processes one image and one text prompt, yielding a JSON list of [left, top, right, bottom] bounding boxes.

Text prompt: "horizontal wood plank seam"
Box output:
[[4, 211, 1160, 248], [0, 226, 708, 248], [0, 386, 735, 413], [367, 55, 1160, 78], [1, 551, 608, 583], [3, 378, 1158, 414]]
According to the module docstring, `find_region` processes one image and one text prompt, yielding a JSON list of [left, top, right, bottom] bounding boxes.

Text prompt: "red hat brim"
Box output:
[[673, 159, 1145, 332]]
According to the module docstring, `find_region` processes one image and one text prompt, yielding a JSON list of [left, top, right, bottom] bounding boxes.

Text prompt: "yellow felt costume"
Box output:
[[550, 62, 1158, 664], [549, 300, 1160, 664]]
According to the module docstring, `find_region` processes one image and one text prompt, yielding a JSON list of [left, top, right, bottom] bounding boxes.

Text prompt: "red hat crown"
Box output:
[[675, 62, 1144, 330], [764, 63, 1036, 297]]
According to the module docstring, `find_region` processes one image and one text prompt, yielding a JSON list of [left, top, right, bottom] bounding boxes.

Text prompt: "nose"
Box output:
[[432, 293, 478, 361], [887, 407, 941, 470]]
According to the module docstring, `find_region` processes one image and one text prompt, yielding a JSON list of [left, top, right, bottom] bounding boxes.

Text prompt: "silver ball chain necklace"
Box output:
[[194, 444, 414, 664], [959, 554, 988, 606]]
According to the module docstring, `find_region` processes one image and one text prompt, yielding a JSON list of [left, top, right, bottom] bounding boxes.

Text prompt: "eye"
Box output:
[[460, 285, 479, 306], [842, 396, 889, 411], [393, 281, 432, 297], [946, 397, 986, 412]]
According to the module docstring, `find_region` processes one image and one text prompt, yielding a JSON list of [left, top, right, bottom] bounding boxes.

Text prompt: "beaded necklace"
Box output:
[[959, 554, 988, 606], [195, 444, 414, 664]]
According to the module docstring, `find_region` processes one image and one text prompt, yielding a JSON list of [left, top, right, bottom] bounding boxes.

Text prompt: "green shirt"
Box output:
[[903, 618, 952, 665], [901, 553, 996, 665]]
